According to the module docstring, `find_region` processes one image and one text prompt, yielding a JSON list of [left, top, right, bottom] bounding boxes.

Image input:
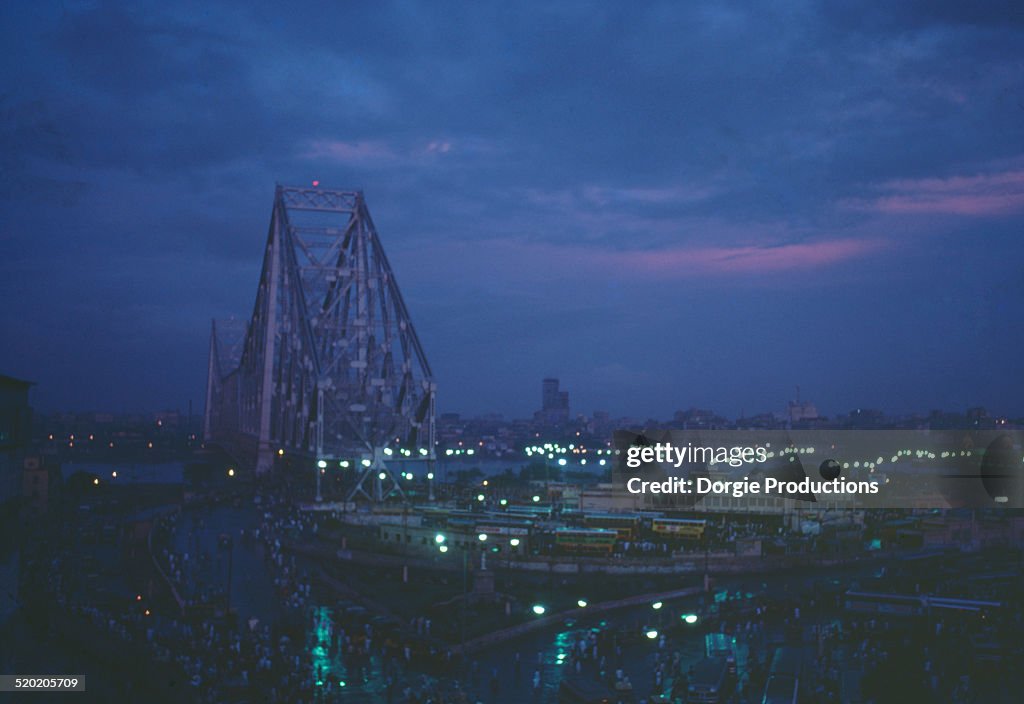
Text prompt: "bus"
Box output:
[[583, 513, 640, 540], [652, 518, 707, 540], [705, 633, 737, 675], [685, 656, 730, 703], [505, 504, 553, 520], [761, 646, 802, 704], [553, 528, 618, 556]]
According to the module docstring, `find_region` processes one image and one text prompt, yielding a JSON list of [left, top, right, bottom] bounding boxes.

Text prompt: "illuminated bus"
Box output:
[[652, 518, 707, 540], [583, 513, 640, 540], [505, 504, 553, 520], [553, 528, 618, 556]]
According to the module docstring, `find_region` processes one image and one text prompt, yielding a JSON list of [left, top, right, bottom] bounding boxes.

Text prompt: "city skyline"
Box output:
[[2, 2, 1023, 419]]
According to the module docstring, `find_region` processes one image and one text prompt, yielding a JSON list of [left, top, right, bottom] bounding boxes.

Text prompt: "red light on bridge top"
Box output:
[[312, 180, 320, 187]]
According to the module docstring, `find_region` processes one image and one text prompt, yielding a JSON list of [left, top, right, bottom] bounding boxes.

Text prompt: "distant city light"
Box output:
[[93, 478, 99, 486], [510, 538, 520, 547], [532, 495, 540, 503], [227, 468, 235, 477], [652, 601, 663, 610], [478, 533, 487, 541], [435, 534, 446, 544], [532, 605, 546, 615], [477, 494, 485, 501], [317, 460, 327, 468], [340, 460, 350, 468], [427, 472, 434, 480], [646, 629, 658, 639], [439, 545, 448, 553], [682, 613, 699, 624], [577, 599, 588, 608], [378, 471, 386, 480], [277, 448, 284, 456], [362, 459, 372, 467]]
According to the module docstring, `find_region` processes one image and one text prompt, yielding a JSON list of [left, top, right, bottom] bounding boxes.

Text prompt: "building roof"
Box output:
[[0, 374, 34, 389]]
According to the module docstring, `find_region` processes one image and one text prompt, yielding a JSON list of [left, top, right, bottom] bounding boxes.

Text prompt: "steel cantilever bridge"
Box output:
[[203, 185, 436, 503]]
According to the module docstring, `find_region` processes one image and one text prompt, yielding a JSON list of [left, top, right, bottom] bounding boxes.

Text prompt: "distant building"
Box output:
[[0, 374, 33, 505], [535, 378, 569, 425], [673, 408, 727, 429], [787, 387, 819, 424], [22, 455, 60, 515]]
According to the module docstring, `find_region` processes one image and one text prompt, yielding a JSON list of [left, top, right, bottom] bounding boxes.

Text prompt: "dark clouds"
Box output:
[[1, 0, 1022, 419]]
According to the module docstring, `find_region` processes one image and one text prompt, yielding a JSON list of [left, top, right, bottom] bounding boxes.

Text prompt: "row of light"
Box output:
[[384, 447, 430, 457], [476, 495, 542, 503], [524, 443, 616, 459]]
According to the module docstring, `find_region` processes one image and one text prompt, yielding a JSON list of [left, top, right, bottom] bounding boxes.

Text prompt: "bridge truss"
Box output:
[[204, 185, 436, 502]]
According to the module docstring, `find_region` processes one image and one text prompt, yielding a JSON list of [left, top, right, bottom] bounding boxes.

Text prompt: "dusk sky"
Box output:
[[2, 1, 1023, 420]]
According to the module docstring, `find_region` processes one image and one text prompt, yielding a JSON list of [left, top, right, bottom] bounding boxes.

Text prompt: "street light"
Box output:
[[227, 468, 235, 477], [646, 629, 659, 639], [510, 538, 520, 547], [478, 533, 488, 542], [577, 599, 588, 608], [652, 601, 663, 610], [532, 604, 546, 615], [435, 533, 446, 544], [682, 613, 699, 624]]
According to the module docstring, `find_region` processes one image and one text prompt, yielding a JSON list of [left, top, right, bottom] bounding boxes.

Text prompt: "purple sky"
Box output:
[[1, 1, 1023, 420]]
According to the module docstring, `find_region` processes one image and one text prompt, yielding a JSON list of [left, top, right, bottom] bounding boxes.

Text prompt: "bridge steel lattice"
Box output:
[[204, 185, 436, 502]]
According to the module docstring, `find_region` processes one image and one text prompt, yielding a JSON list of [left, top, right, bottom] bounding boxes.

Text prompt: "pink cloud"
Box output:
[[843, 166, 1024, 216], [578, 237, 886, 277], [415, 236, 887, 287]]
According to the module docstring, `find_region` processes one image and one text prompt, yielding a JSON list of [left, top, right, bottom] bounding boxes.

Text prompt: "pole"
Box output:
[[461, 547, 468, 683]]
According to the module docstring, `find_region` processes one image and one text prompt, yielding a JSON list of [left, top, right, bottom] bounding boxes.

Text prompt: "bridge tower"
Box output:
[[205, 185, 436, 502]]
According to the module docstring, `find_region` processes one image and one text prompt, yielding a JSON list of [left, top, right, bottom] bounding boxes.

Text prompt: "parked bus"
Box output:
[[583, 513, 640, 540], [652, 517, 707, 540], [553, 528, 618, 556]]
